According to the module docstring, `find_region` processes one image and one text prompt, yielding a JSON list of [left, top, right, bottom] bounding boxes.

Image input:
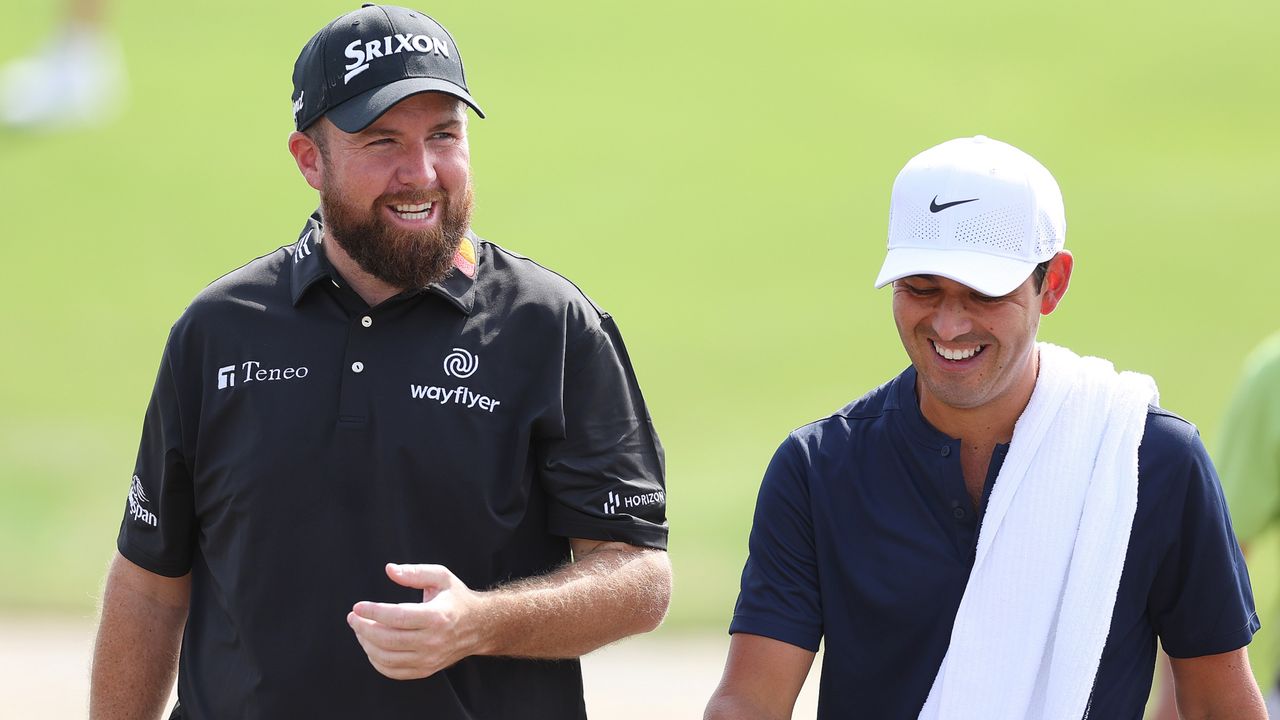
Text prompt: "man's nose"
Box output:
[[930, 298, 973, 341], [397, 145, 437, 187]]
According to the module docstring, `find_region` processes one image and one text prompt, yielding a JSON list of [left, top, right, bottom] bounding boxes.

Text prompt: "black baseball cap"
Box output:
[[291, 4, 484, 133]]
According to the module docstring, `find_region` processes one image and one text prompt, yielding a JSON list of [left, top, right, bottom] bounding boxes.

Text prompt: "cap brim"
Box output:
[[327, 77, 485, 133], [873, 247, 1039, 297]]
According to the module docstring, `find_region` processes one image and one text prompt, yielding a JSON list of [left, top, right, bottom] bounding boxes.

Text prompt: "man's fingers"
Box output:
[[350, 600, 437, 629], [385, 563, 453, 592], [347, 612, 448, 680], [348, 611, 431, 651]]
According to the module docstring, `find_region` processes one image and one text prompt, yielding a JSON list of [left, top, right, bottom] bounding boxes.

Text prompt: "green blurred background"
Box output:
[[1, 0, 1276, 691]]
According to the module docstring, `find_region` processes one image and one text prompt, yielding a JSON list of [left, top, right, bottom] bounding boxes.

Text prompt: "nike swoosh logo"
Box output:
[[929, 196, 979, 213]]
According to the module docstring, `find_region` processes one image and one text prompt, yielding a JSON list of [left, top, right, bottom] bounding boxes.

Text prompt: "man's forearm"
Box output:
[[90, 555, 189, 720], [475, 544, 671, 659]]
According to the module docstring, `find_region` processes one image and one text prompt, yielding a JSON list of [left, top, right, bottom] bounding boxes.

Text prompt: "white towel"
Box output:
[[918, 342, 1158, 720]]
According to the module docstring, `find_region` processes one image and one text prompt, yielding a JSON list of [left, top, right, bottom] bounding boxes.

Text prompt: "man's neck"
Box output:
[[918, 352, 1040, 509], [916, 350, 1040, 447], [321, 232, 405, 308]]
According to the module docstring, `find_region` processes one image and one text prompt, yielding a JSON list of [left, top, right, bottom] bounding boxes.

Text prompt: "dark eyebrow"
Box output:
[[429, 118, 464, 133], [357, 126, 403, 140], [357, 118, 463, 139]]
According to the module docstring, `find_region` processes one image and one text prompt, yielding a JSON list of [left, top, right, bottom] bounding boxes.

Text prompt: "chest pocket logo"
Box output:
[[443, 348, 479, 379]]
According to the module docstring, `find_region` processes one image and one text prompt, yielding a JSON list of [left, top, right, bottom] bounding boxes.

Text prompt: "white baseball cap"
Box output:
[[874, 135, 1065, 297]]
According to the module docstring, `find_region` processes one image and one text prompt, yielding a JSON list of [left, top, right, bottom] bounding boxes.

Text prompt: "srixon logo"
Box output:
[[344, 34, 450, 84]]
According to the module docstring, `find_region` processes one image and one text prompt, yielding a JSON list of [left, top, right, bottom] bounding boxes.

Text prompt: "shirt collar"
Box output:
[[894, 365, 956, 449], [288, 209, 479, 314]]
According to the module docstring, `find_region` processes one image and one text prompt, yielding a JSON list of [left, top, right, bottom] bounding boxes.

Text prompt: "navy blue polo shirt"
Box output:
[[117, 212, 667, 720], [730, 366, 1258, 719]]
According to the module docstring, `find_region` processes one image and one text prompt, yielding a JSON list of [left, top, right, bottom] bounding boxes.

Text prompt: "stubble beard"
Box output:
[[319, 179, 475, 290]]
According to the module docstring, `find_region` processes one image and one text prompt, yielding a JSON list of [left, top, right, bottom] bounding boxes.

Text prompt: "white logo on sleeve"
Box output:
[[343, 34, 450, 84], [443, 347, 478, 378], [128, 475, 158, 527], [603, 489, 665, 515]]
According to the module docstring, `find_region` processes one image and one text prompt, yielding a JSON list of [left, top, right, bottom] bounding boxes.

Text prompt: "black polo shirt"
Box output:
[[117, 212, 667, 720], [730, 366, 1257, 719]]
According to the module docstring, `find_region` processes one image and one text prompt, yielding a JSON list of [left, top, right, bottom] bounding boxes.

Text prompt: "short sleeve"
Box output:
[[728, 436, 822, 652], [1216, 338, 1280, 542], [540, 314, 667, 550], [116, 335, 197, 577], [1149, 420, 1260, 658]]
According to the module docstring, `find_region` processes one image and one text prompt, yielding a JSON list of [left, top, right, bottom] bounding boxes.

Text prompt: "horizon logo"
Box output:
[[343, 34, 450, 84], [217, 361, 310, 390], [217, 365, 236, 389], [128, 475, 157, 527], [443, 348, 478, 379], [603, 490, 665, 515]]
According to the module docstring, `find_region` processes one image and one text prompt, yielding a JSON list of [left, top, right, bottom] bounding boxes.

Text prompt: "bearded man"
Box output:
[[89, 6, 671, 719]]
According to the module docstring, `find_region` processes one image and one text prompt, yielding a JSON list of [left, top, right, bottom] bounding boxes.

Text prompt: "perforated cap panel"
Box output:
[[954, 205, 1029, 253]]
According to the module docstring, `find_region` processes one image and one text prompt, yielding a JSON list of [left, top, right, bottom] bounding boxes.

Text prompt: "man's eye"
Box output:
[[974, 293, 1007, 303], [903, 285, 935, 296]]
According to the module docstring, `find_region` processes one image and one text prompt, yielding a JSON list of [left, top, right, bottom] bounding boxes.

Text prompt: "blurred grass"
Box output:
[[0, 0, 1276, 662]]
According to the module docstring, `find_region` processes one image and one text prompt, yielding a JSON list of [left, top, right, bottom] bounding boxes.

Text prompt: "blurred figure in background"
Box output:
[[0, 0, 125, 128], [1154, 332, 1280, 718]]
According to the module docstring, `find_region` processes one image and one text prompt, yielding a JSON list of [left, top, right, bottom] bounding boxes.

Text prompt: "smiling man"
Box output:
[[705, 136, 1264, 719], [90, 5, 670, 719]]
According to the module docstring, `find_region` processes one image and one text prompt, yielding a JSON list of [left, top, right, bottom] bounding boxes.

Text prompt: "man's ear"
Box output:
[[288, 130, 324, 191], [1040, 250, 1074, 316]]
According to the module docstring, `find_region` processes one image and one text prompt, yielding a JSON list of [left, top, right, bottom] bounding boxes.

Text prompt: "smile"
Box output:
[[390, 201, 433, 220], [931, 340, 984, 361]]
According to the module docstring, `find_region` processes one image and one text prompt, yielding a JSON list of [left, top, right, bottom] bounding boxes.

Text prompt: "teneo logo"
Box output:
[[217, 365, 236, 389], [603, 490, 665, 515], [344, 34, 450, 84], [217, 361, 310, 390], [443, 348, 478, 379], [128, 475, 158, 527]]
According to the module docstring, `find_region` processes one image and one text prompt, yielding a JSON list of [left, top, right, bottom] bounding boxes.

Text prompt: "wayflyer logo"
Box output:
[[409, 348, 500, 412], [443, 348, 478, 379]]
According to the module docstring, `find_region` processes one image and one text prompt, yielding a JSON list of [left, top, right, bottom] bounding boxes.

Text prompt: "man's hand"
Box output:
[[349, 542, 670, 679], [347, 563, 489, 680]]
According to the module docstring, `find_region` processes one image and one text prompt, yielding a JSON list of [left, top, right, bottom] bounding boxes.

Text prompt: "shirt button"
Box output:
[[361, 316, 372, 328], [953, 506, 966, 520], [941, 445, 951, 457], [351, 361, 364, 373]]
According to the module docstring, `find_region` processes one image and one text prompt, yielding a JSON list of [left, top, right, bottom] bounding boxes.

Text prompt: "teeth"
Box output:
[[392, 202, 432, 212], [933, 342, 982, 361]]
